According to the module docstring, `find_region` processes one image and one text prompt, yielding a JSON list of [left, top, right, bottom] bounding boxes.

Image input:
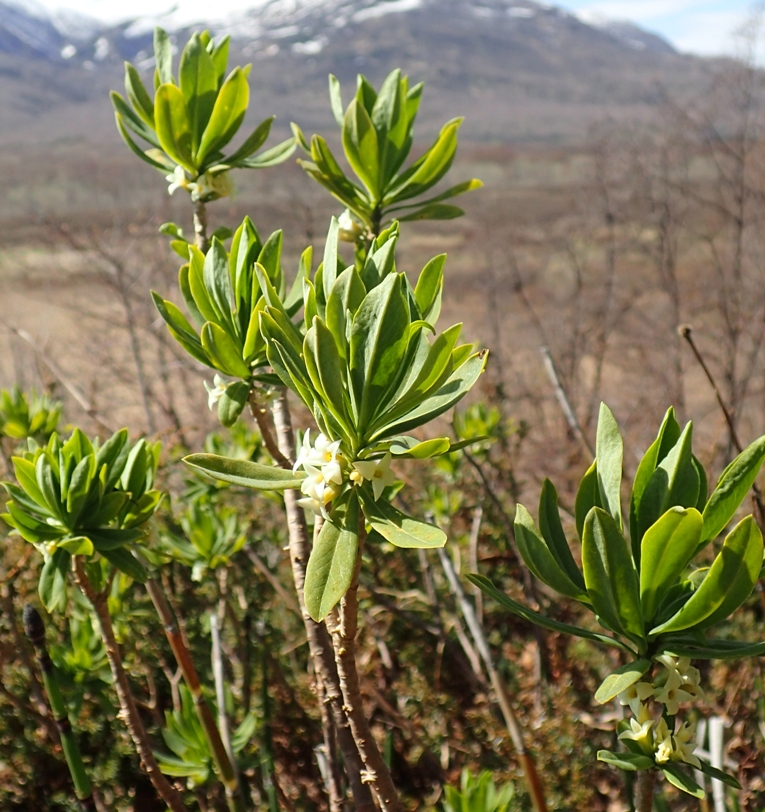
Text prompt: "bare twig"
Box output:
[[540, 346, 594, 457]]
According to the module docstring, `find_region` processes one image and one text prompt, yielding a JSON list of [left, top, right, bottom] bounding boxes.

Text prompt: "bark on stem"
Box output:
[[635, 769, 656, 812], [270, 389, 376, 812], [143, 578, 245, 812], [194, 198, 209, 253], [330, 522, 403, 812], [72, 560, 187, 812]]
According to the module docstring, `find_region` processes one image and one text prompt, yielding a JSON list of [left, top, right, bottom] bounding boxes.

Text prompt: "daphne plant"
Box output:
[[471, 404, 765, 808], [151, 216, 307, 427], [2, 428, 162, 610], [111, 27, 295, 253], [0, 386, 61, 444], [183, 218, 487, 621], [293, 69, 482, 249]]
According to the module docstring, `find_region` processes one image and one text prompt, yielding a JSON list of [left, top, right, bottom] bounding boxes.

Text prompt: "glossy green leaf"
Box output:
[[413, 254, 445, 324], [360, 492, 446, 548], [86, 528, 144, 551], [639, 507, 702, 623], [596, 751, 654, 772], [388, 178, 483, 212], [234, 135, 296, 168], [596, 403, 623, 528], [701, 435, 765, 542], [151, 293, 211, 367], [124, 63, 155, 127], [662, 765, 704, 798], [12, 456, 47, 508], [515, 504, 588, 600], [468, 574, 632, 652], [388, 437, 451, 458], [217, 381, 250, 428], [650, 515, 763, 635], [695, 761, 741, 788], [304, 319, 350, 429], [39, 548, 70, 612], [538, 478, 586, 591], [328, 74, 344, 126], [155, 83, 195, 172], [399, 203, 464, 222], [183, 454, 304, 490], [154, 27, 174, 85], [210, 35, 230, 86], [224, 116, 273, 165], [343, 98, 380, 197], [582, 508, 644, 643], [114, 113, 169, 170], [201, 323, 250, 378], [179, 32, 218, 154], [197, 66, 249, 165], [575, 460, 602, 539], [664, 639, 765, 659], [305, 493, 359, 621], [594, 659, 651, 704]]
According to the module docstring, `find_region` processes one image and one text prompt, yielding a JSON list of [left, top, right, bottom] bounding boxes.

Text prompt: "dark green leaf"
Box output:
[[662, 764, 704, 798], [539, 478, 586, 591], [596, 750, 654, 771], [360, 493, 446, 548]]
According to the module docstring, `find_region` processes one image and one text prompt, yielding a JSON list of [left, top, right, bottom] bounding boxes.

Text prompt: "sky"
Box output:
[[26, 0, 762, 57]]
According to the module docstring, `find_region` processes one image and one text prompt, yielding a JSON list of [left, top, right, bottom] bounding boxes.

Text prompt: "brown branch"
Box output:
[[270, 389, 376, 812], [72, 560, 187, 812], [329, 521, 403, 812], [249, 394, 290, 468]]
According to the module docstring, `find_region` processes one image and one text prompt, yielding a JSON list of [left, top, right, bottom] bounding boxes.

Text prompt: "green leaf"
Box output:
[[124, 63, 155, 127], [388, 178, 483, 212], [326, 266, 367, 359], [388, 437, 451, 458], [350, 273, 410, 431], [594, 659, 651, 704], [151, 292, 211, 367], [210, 35, 230, 87], [663, 638, 765, 659], [155, 83, 195, 172], [413, 254, 445, 324], [110, 91, 160, 148], [596, 750, 654, 772], [224, 116, 273, 165], [179, 32, 218, 155], [305, 493, 359, 621], [85, 528, 145, 551], [304, 319, 351, 433], [514, 504, 588, 600], [58, 536, 94, 556], [538, 478, 586, 591], [468, 574, 633, 652], [114, 113, 169, 170], [154, 27, 174, 85], [650, 515, 763, 635], [197, 66, 249, 166], [12, 456, 47, 508], [100, 547, 148, 583], [582, 508, 644, 643], [201, 323, 250, 378], [575, 460, 602, 540], [343, 98, 380, 198], [234, 135, 296, 168], [701, 435, 765, 542], [183, 454, 304, 490], [662, 764, 705, 798], [322, 217, 341, 301], [217, 381, 250, 428], [203, 238, 236, 329], [360, 493, 446, 548], [695, 760, 741, 789], [596, 403, 623, 528], [328, 74, 344, 127], [639, 507, 702, 623], [39, 548, 70, 612]]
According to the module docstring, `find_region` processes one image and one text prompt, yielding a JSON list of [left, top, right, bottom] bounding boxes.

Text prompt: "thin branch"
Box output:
[[540, 346, 594, 457]]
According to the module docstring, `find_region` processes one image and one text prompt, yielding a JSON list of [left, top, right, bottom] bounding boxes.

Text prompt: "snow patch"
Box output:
[[353, 0, 422, 23], [60, 43, 76, 57], [93, 35, 109, 60], [292, 35, 327, 54], [508, 6, 534, 18]]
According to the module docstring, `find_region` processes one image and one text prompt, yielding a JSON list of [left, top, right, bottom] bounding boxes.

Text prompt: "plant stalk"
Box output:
[[270, 389, 376, 812], [72, 560, 187, 812], [194, 198, 209, 253], [144, 577, 246, 812], [635, 769, 656, 812], [330, 521, 403, 812], [23, 605, 96, 812]]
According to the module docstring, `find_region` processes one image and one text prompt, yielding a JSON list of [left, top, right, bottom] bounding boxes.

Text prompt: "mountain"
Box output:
[[0, 0, 725, 145]]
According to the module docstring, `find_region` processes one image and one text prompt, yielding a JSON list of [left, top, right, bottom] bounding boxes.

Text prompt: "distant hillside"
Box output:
[[0, 0, 728, 146]]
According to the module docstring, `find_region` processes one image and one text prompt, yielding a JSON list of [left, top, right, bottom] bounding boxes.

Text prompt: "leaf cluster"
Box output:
[[441, 768, 516, 812], [294, 70, 482, 237], [2, 429, 163, 608], [112, 28, 295, 192], [0, 386, 61, 443]]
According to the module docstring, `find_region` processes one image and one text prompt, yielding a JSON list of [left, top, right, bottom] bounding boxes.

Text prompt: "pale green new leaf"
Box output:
[[183, 454, 305, 490], [594, 659, 651, 704]]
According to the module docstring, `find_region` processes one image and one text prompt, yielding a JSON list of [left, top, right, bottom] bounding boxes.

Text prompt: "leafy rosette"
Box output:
[[184, 219, 487, 621], [2, 429, 162, 610], [111, 27, 295, 201], [152, 216, 307, 427], [293, 69, 482, 241], [471, 404, 765, 796]]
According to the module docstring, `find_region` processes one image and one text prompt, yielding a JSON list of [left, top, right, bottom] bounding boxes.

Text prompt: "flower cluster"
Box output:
[[166, 166, 235, 201], [293, 431, 397, 516], [617, 654, 705, 768]]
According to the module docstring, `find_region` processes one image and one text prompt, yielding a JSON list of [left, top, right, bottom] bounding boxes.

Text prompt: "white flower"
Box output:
[[297, 463, 342, 516], [204, 375, 227, 411], [654, 718, 673, 764], [673, 720, 701, 768], [654, 665, 694, 715], [618, 681, 654, 717], [337, 208, 365, 242], [352, 452, 396, 501], [189, 171, 234, 202], [166, 165, 188, 195], [618, 714, 654, 752]]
